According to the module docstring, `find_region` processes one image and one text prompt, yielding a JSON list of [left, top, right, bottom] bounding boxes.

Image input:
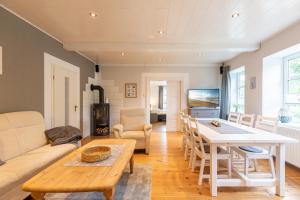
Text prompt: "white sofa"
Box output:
[[0, 111, 77, 200], [113, 108, 152, 154]]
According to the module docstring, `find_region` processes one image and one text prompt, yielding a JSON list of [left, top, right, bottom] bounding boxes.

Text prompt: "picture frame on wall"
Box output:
[[250, 76, 256, 89], [125, 83, 137, 98]]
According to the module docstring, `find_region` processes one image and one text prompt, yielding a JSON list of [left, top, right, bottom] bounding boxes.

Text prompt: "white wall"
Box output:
[[226, 20, 300, 114], [101, 66, 221, 108]]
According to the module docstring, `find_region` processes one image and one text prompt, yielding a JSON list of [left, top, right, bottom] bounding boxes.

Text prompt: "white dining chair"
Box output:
[[179, 111, 185, 133], [191, 121, 232, 185], [232, 115, 278, 178], [238, 114, 255, 127], [228, 112, 240, 123], [183, 115, 193, 161], [187, 117, 198, 168]]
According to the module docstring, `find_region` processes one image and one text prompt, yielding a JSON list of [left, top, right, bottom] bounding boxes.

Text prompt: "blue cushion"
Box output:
[[239, 146, 263, 153]]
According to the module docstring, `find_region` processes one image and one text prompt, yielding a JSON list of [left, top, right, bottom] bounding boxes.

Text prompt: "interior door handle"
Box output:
[[74, 105, 78, 112]]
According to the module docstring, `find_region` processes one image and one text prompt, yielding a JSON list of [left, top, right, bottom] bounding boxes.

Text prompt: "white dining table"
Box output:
[[195, 118, 298, 197]]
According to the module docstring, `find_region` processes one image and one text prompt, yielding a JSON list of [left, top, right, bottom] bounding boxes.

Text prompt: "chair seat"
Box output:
[[239, 146, 263, 153], [232, 146, 269, 157]]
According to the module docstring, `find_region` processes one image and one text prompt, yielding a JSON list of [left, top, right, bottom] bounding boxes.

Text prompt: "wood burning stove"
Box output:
[[91, 84, 110, 136]]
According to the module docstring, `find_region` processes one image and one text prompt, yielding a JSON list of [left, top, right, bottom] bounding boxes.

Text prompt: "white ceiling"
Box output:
[[1, 0, 300, 66]]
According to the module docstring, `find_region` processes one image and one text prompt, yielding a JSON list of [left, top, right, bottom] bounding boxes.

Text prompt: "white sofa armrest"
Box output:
[[112, 124, 123, 138], [144, 124, 152, 137]]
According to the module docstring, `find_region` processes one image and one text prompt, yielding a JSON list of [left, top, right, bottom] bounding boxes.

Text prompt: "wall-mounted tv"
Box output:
[[187, 89, 220, 108]]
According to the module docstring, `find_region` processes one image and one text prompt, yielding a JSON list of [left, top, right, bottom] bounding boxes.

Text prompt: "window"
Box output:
[[230, 66, 245, 113], [284, 52, 300, 121]]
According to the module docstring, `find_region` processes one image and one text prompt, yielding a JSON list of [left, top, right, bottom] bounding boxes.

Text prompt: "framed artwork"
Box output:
[[250, 76, 256, 89], [125, 83, 137, 98]]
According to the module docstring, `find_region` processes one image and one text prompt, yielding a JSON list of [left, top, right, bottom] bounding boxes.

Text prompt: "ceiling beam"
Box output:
[[63, 42, 260, 53]]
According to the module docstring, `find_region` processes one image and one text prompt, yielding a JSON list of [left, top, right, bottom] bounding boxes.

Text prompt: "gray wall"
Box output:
[[0, 7, 95, 128]]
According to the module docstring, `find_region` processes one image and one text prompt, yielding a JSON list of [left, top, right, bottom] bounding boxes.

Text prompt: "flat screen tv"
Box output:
[[187, 89, 220, 108]]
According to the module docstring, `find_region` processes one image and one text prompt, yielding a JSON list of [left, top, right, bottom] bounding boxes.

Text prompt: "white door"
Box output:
[[166, 80, 181, 131], [52, 64, 79, 128]]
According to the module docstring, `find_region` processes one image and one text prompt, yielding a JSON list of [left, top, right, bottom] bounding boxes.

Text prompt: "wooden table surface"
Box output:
[[22, 139, 136, 200]]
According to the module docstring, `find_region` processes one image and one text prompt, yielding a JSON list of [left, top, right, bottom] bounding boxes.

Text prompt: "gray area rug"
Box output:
[[45, 164, 151, 200]]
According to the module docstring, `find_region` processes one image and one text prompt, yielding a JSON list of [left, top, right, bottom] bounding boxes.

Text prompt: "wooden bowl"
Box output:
[[81, 146, 111, 163], [211, 120, 221, 127]]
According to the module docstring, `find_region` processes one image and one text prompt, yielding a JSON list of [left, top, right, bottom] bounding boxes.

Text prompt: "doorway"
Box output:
[[150, 81, 167, 132], [142, 73, 189, 132], [44, 53, 80, 129]]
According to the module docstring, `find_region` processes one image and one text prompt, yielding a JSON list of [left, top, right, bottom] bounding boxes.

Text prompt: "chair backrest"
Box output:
[[188, 116, 197, 135], [120, 108, 146, 131], [182, 113, 190, 134], [238, 114, 255, 127], [228, 112, 240, 123], [194, 121, 208, 155], [255, 115, 278, 132]]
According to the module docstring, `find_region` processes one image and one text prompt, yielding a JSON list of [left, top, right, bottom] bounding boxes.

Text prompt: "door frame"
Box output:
[[141, 73, 189, 131], [44, 53, 80, 129]]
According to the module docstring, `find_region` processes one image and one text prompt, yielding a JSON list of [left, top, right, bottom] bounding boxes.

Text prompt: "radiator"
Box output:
[[277, 125, 300, 168]]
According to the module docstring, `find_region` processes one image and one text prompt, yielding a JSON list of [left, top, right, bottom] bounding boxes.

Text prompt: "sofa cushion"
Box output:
[[0, 129, 22, 161], [0, 144, 76, 195], [0, 112, 47, 161], [0, 171, 19, 195], [120, 108, 146, 131], [6, 111, 47, 154], [121, 131, 145, 139]]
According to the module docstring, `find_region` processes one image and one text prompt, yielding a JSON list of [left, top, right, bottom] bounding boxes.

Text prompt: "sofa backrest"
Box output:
[[0, 111, 47, 161], [120, 108, 146, 131]]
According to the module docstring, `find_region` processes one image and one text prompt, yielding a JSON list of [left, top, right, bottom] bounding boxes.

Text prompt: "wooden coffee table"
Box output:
[[22, 139, 136, 200]]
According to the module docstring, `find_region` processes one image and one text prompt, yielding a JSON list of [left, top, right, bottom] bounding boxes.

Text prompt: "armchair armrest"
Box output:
[[112, 124, 123, 138], [144, 124, 152, 136]]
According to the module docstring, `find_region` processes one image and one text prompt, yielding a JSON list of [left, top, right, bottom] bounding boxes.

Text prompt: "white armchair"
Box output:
[[113, 108, 152, 154]]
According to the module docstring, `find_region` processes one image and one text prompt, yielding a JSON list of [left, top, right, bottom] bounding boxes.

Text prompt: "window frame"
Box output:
[[230, 66, 245, 113], [283, 51, 300, 105]]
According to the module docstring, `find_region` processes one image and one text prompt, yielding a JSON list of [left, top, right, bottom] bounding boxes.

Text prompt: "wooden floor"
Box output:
[[84, 130, 300, 200], [152, 122, 166, 132]]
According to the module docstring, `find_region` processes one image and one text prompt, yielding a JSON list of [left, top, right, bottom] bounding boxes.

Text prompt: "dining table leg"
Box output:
[[275, 143, 286, 196], [210, 143, 218, 197]]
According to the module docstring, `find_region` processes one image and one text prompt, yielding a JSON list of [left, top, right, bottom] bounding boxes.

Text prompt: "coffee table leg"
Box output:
[[103, 187, 115, 200], [31, 192, 45, 200], [130, 155, 134, 174]]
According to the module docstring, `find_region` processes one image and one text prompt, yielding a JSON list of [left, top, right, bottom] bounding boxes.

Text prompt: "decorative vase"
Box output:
[[278, 107, 292, 123]]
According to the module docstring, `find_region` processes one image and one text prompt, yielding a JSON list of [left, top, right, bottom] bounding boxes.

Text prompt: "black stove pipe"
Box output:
[[90, 84, 104, 104]]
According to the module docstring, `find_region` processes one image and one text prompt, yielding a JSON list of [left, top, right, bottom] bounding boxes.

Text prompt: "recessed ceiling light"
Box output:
[[232, 12, 240, 18], [158, 30, 164, 35], [121, 52, 125, 56], [89, 12, 97, 18]]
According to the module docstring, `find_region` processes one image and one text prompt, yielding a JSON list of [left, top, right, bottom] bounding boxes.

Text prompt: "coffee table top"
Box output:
[[22, 139, 136, 193]]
